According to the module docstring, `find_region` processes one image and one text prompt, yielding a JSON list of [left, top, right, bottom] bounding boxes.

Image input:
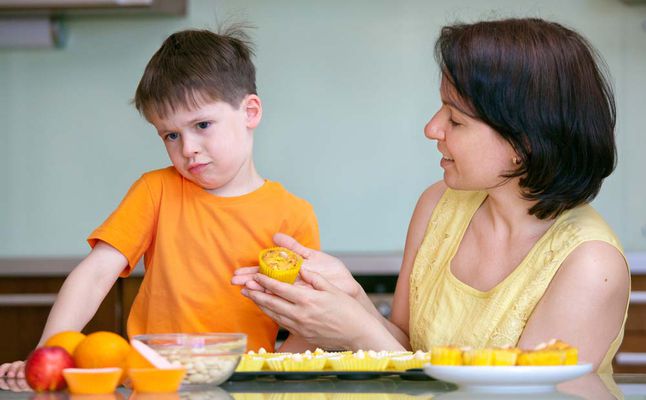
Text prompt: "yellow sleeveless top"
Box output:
[[409, 188, 628, 373]]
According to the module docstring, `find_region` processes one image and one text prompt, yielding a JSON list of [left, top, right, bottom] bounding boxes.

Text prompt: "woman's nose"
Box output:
[[424, 107, 448, 141]]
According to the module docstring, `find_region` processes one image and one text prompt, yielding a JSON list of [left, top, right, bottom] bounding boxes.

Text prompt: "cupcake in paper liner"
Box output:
[[267, 354, 327, 372], [462, 348, 494, 366], [388, 350, 430, 370], [491, 347, 521, 366], [283, 355, 327, 372], [430, 346, 463, 365], [327, 350, 389, 371], [545, 339, 578, 365], [258, 247, 303, 284], [235, 354, 266, 372], [517, 349, 565, 366]]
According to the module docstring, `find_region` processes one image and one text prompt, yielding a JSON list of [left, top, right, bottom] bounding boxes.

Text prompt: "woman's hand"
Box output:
[[241, 267, 400, 351], [232, 233, 362, 299]]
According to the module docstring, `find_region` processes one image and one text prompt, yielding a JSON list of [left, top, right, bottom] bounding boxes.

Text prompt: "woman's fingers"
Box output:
[[252, 273, 314, 304], [243, 279, 266, 292], [231, 267, 260, 286], [242, 285, 300, 320], [299, 268, 336, 292], [233, 266, 259, 275], [255, 303, 298, 332], [273, 233, 315, 259]]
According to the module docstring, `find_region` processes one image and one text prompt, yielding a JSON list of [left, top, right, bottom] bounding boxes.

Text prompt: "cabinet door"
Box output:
[[0, 277, 120, 363], [613, 275, 646, 373]]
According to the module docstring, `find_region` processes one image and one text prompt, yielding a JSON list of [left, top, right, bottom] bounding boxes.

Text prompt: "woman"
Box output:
[[233, 18, 629, 373]]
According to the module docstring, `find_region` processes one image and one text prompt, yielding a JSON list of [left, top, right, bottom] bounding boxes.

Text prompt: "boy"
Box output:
[[0, 27, 319, 378]]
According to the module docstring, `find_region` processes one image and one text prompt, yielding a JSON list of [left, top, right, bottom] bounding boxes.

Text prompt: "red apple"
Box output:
[[25, 346, 75, 392]]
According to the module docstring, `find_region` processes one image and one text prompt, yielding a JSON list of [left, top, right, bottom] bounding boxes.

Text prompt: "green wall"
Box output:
[[1, 0, 645, 256]]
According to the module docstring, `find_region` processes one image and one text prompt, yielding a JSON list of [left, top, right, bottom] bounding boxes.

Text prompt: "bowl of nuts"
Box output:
[[132, 333, 246, 386]]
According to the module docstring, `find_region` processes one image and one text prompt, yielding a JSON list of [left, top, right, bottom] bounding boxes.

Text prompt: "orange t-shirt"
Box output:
[[88, 167, 320, 351]]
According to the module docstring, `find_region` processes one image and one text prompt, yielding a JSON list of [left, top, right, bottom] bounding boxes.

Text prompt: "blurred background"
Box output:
[[1, 0, 645, 368], [1, 0, 645, 257]]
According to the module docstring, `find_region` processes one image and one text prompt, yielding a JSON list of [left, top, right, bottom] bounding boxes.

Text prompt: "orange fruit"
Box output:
[[74, 332, 131, 373], [44, 331, 86, 356]]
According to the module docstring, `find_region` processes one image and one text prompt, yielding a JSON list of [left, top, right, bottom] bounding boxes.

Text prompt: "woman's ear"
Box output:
[[244, 94, 262, 129]]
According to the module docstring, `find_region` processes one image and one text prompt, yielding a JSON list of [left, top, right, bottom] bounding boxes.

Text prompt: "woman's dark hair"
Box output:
[[435, 18, 616, 219]]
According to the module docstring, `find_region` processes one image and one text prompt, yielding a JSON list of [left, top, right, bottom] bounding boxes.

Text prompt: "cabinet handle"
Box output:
[[630, 291, 646, 305], [615, 352, 646, 365], [0, 294, 57, 306]]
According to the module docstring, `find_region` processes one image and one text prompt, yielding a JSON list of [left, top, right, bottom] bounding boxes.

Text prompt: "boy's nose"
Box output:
[[424, 106, 448, 141], [181, 136, 201, 157]]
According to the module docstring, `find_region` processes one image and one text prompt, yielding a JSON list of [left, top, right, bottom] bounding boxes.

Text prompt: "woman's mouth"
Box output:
[[440, 156, 454, 168]]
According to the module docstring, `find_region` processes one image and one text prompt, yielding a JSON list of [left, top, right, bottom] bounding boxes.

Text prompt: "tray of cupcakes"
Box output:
[[231, 348, 434, 380]]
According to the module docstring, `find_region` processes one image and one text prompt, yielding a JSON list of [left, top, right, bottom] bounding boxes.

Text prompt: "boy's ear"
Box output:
[[244, 94, 262, 129]]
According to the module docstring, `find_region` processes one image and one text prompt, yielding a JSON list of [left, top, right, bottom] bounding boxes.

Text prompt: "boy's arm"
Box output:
[[38, 240, 128, 346], [0, 240, 128, 378]]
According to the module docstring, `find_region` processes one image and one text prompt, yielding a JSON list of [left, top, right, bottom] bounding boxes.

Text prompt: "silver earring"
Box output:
[[512, 157, 521, 165]]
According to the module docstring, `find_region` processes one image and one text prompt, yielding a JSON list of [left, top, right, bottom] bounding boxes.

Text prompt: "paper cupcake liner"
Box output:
[[327, 357, 389, 371], [518, 350, 566, 366], [430, 346, 463, 366], [235, 356, 265, 372], [258, 264, 300, 284], [491, 349, 520, 366]]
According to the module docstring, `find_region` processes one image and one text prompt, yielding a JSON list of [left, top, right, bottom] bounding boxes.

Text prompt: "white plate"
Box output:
[[423, 363, 593, 393]]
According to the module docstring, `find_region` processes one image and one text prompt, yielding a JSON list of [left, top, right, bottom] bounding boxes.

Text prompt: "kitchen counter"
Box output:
[[1, 373, 645, 399], [1, 251, 645, 276]]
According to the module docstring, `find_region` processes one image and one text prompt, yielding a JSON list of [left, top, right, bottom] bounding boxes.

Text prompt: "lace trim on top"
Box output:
[[408, 188, 625, 373]]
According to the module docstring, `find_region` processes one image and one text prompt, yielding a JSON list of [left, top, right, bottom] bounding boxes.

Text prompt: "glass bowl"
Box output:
[[132, 333, 247, 385]]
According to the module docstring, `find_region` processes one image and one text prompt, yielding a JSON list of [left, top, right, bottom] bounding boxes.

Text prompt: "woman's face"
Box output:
[[424, 79, 518, 191]]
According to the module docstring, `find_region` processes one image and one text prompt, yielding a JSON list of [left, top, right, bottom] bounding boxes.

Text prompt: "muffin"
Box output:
[[462, 348, 494, 366], [491, 347, 521, 366], [430, 346, 463, 366], [388, 350, 431, 370], [266, 353, 327, 372], [235, 354, 265, 372], [546, 339, 578, 365], [327, 350, 390, 371], [258, 247, 303, 284], [517, 349, 565, 366]]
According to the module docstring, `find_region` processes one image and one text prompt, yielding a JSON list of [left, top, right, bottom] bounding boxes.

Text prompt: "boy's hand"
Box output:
[[232, 233, 362, 299], [0, 361, 25, 379]]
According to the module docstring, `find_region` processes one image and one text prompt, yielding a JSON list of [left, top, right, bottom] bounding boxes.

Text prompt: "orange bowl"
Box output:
[[63, 367, 122, 394], [129, 368, 186, 393]]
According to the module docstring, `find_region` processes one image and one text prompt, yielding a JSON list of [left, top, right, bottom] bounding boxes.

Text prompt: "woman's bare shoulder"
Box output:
[[557, 240, 628, 294]]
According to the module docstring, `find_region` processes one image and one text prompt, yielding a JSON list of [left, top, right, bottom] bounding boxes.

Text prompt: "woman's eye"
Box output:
[[449, 119, 461, 127], [197, 121, 211, 129], [165, 132, 179, 141]]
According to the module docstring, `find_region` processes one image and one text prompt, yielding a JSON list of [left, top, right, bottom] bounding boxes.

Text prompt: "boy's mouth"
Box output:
[[188, 162, 209, 175]]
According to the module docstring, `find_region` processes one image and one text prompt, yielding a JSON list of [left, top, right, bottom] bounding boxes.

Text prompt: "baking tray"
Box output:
[[230, 369, 433, 381]]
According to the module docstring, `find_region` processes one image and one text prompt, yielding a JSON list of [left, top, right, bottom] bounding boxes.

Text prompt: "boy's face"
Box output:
[[149, 95, 262, 196]]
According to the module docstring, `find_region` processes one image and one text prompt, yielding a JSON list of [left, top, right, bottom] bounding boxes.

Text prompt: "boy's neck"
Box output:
[[204, 164, 265, 198]]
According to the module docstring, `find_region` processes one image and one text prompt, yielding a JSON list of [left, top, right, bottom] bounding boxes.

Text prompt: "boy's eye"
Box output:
[[165, 132, 179, 141], [449, 118, 461, 127], [197, 121, 211, 129]]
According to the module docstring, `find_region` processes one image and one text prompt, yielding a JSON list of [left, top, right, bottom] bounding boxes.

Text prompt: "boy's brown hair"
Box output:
[[134, 25, 257, 120]]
